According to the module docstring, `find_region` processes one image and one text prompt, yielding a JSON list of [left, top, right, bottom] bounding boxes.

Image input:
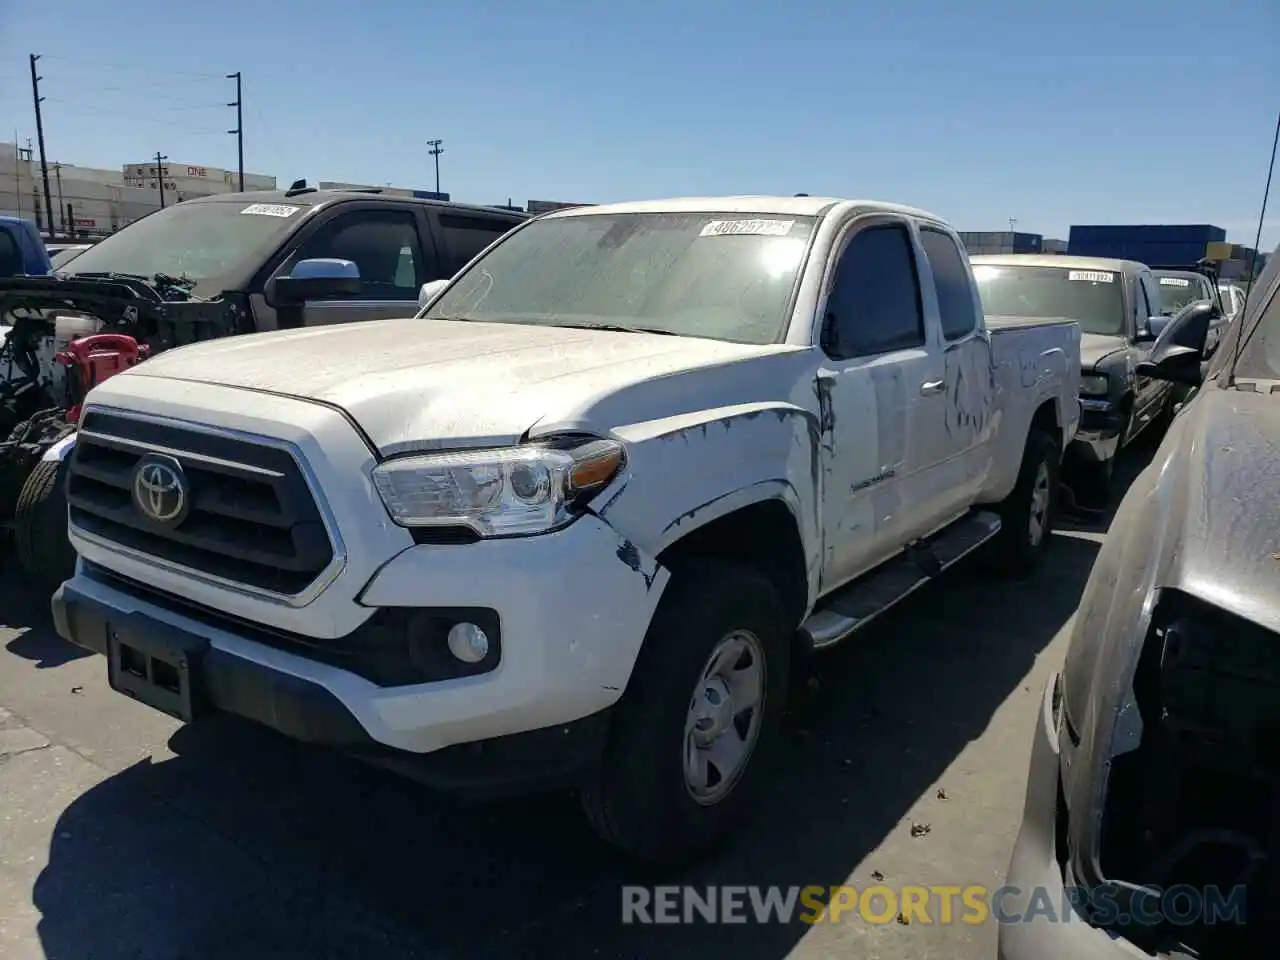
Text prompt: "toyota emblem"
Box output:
[[132, 455, 190, 526]]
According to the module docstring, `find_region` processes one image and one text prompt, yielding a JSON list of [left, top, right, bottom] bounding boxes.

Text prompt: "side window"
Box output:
[[293, 209, 425, 300], [919, 228, 978, 339], [824, 223, 924, 358], [438, 214, 518, 275]]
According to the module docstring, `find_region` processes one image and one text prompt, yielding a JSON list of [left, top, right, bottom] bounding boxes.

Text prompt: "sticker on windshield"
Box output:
[[1159, 277, 1191, 287], [699, 219, 795, 238], [239, 203, 301, 218], [1067, 270, 1115, 283]]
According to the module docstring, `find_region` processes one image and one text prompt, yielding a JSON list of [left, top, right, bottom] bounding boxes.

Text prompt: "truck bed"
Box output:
[[978, 315, 1081, 504]]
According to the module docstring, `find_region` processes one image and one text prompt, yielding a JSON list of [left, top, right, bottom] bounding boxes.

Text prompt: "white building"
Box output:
[[0, 141, 276, 238]]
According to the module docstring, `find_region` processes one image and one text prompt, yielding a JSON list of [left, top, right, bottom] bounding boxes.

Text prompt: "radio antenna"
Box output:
[[1228, 104, 1280, 382]]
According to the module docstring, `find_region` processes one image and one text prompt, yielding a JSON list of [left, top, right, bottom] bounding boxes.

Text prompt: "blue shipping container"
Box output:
[[1069, 223, 1225, 250]]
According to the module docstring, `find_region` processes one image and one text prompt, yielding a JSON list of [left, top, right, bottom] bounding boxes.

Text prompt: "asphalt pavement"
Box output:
[[0, 443, 1153, 960]]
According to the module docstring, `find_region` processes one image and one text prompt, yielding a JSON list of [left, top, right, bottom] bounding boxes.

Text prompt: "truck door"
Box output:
[[259, 205, 441, 328], [814, 216, 951, 592]]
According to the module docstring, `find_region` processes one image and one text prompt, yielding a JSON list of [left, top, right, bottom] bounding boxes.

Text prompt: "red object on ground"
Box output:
[[55, 333, 150, 424]]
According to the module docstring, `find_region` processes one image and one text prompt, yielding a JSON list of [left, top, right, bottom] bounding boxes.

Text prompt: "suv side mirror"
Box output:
[[273, 258, 361, 305], [1135, 301, 1214, 387], [417, 278, 449, 311], [1136, 315, 1171, 343]]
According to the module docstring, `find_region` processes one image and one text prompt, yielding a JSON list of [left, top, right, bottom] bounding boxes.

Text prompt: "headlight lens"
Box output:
[[1080, 374, 1109, 396], [371, 438, 625, 537]]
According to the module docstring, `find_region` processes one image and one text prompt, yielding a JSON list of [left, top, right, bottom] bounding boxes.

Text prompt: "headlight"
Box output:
[[1080, 374, 1109, 396], [371, 438, 625, 537]]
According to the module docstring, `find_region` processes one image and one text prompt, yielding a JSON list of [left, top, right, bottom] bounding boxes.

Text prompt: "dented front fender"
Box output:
[[581, 400, 823, 607]]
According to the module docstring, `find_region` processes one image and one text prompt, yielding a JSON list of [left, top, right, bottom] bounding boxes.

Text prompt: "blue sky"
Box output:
[[1, 0, 1276, 245]]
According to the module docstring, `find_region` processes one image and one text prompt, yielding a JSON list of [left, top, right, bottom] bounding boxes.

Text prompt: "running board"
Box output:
[[800, 511, 1002, 651]]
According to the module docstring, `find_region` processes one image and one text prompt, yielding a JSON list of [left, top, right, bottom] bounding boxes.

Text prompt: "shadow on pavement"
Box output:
[[28, 442, 1154, 960], [0, 569, 89, 668]]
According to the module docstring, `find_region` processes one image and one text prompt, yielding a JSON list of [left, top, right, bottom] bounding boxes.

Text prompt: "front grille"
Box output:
[[67, 409, 334, 595]]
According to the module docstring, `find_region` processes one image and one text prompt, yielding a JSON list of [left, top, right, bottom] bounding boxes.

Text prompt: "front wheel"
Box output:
[[581, 559, 791, 863], [15, 455, 78, 587]]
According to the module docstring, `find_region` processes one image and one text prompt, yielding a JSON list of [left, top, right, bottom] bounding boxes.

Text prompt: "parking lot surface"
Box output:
[[0, 447, 1151, 960]]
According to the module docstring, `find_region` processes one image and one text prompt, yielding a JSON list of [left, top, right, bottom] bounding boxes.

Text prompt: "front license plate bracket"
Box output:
[[106, 619, 209, 723]]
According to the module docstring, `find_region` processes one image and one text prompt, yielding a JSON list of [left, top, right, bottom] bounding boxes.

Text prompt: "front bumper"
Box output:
[[1067, 398, 1125, 466], [54, 504, 668, 788], [997, 673, 1148, 960]]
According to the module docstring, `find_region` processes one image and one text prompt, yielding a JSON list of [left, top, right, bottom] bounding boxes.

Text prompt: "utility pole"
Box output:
[[427, 139, 443, 195], [29, 54, 53, 237], [226, 72, 244, 191], [154, 152, 168, 208]]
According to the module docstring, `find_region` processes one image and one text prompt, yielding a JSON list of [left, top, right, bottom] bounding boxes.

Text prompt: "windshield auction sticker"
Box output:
[[1159, 277, 1191, 286], [1067, 270, 1115, 283], [239, 203, 301, 218], [699, 219, 795, 238]]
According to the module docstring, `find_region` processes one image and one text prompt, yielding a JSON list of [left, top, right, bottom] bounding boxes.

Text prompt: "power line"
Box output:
[[80, 84, 228, 108], [41, 98, 227, 133], [39, 53, 226, 80]]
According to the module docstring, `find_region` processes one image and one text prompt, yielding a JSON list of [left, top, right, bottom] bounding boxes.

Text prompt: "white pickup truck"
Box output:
[[52, 196, 1081, 862]]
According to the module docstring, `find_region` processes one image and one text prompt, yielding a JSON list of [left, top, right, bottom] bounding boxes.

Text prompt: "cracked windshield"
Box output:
[[0, 0, 1275, 958]]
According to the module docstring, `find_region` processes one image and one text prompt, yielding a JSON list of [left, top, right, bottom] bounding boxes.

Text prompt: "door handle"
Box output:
[[920, 379, 945, 396]]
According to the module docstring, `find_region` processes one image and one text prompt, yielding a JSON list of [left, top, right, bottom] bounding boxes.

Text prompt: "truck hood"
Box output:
[[1064, 385, 1280, 724], [1079, 332, 1126, 371], [124, 317, 802, 454]]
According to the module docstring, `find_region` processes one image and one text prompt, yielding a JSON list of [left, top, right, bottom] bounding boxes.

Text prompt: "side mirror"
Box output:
[[1136, 315, 1170, 343], [1134, 301, 1215, 387], [417, 278, 449, 311], [273, 258, 361, 306]]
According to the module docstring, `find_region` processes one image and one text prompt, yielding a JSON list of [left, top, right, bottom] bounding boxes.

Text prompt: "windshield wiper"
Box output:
[[550, 322, 680, 336]]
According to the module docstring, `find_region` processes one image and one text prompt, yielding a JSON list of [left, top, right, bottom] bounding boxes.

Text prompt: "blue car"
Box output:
[[0, 216, 54, 278]]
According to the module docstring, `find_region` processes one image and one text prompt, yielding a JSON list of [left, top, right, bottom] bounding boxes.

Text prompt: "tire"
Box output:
[[15, 455, 78, 587], [991, 429, 1059, 577], [581, 559, 791, 863]]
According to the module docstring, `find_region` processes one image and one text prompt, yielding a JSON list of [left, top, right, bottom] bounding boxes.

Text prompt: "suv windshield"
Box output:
[[423, 211, 817, 345], [972, 263, 1126, 335], [62, 199, 307, 287], [1153, 271, 1211, 313]]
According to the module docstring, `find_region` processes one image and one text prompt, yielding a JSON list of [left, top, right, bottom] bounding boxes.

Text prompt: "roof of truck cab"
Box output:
[[970, 253, 1144, 273], [539, 195, 944, 222], [182, 189, 528, 220]]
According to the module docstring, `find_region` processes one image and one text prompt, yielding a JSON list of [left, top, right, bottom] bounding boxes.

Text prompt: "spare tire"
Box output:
[[15, 455, 78, 587]]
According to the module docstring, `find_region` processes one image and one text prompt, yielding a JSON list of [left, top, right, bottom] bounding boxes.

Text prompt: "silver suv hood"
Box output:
[[122, 317, 797, 454]]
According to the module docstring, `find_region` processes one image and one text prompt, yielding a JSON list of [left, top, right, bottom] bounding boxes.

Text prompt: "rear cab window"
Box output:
[[434, 212, 522, 276], [919, 227, 978, 340]]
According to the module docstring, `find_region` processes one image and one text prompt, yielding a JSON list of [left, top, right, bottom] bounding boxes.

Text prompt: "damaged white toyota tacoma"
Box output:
[[53, 196, 1081, 862]]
